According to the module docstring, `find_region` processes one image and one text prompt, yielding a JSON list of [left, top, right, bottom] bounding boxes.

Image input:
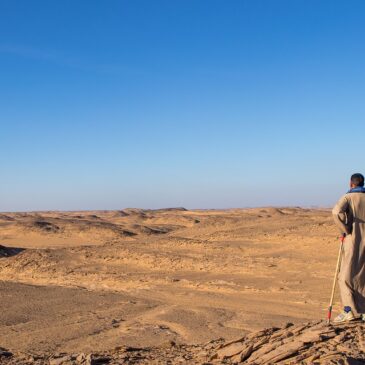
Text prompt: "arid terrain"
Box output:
[[1, 207, 363, 364]]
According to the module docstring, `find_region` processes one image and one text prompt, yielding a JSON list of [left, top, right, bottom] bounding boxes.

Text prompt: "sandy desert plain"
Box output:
[[1, 207, 365, 364]]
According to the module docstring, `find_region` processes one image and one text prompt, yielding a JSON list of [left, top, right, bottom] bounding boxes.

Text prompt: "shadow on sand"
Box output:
[[0, 245, 25, 258], [346, 357, 365, 365], [347, 358, 365, 365]]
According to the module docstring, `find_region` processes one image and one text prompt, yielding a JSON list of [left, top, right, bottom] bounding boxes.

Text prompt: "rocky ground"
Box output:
[[2, 320, 365, 364]]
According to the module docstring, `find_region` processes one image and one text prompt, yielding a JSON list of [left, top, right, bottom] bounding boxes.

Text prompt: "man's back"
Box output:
[[347, 192, 365, 222], [333, 192, 365, 235]]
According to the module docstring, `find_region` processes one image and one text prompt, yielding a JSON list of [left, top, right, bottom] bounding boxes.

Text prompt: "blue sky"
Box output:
[[0, 0, 364, 211]]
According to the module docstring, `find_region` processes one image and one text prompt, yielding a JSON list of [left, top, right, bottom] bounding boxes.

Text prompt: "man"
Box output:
[[332, 173, 365, 323]]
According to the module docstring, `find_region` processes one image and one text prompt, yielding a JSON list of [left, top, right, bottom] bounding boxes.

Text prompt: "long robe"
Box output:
[[332, 191, 365, 315]]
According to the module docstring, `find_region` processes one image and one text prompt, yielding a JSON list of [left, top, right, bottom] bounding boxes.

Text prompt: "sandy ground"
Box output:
[[0, 207, 343, 356]]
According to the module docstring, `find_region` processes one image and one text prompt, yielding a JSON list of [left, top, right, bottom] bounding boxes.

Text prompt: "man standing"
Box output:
[[332, 173, 365, 323]]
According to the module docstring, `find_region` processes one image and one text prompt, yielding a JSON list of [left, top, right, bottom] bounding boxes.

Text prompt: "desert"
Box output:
[[1, 207, 364, 364], [3, 0, 365, 363]]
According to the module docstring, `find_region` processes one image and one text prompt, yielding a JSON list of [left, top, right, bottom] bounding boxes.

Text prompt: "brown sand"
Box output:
[[0, 207, 351, 363]]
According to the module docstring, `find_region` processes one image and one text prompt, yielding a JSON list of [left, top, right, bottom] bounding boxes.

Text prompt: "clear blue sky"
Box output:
[[0, 0, 364, 211]]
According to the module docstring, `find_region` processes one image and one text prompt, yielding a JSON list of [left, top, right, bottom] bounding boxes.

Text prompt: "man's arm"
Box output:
[[332, 195, 352, 235]]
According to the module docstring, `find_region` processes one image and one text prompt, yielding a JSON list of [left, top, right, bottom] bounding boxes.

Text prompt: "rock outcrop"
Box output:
[[1, 320, 365, 364]]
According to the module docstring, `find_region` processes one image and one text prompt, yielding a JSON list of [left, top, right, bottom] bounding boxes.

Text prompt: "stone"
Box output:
[[252, 340, 306, 364], [215, 341, 247, 359], [49, 355, 72, 365], [76, 353, 87, 362], [296, 328, 324, 343], [238, 344, 253, 362]]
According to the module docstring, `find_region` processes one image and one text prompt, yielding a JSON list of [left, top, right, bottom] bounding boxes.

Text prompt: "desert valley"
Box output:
[[1, 207, 365, 364]]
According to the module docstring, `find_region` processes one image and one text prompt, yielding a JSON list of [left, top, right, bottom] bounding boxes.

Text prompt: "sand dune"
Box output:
[[0, 207, 354, 363]]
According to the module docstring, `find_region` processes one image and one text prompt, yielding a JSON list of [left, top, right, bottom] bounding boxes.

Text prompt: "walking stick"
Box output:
[[327, 234, 346, 324]]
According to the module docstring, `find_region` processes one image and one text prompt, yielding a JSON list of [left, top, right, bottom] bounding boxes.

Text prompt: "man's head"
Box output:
[[350, 173, 365, 188]]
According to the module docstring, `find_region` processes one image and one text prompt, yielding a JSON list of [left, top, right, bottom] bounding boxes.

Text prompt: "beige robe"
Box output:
[[332, 192, 365, 315]]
